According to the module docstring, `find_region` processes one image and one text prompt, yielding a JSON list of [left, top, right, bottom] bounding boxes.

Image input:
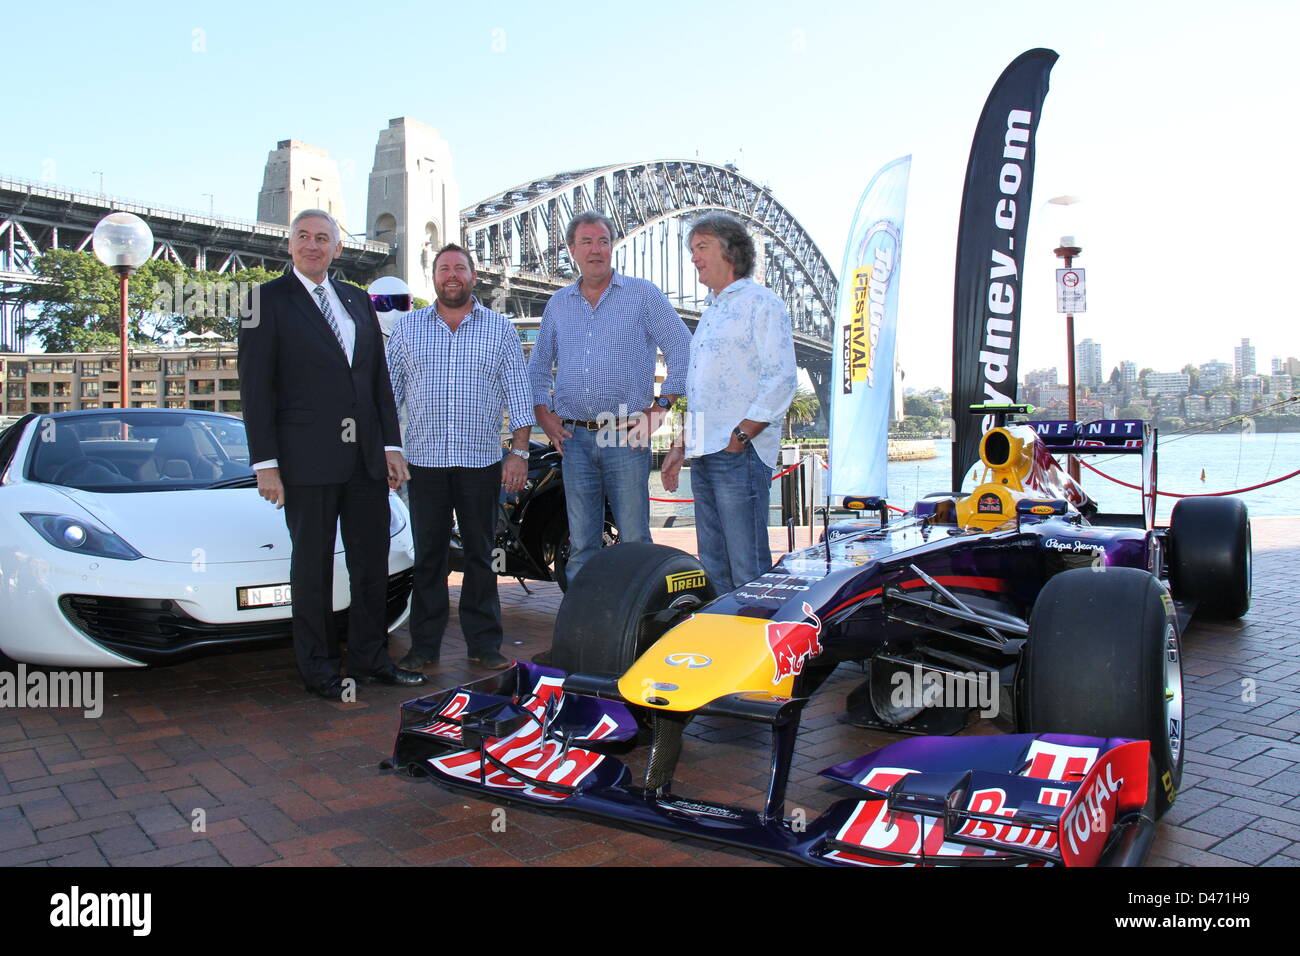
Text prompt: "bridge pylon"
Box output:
[[366, 117, 460, 304], [256, 140, 349, 233]]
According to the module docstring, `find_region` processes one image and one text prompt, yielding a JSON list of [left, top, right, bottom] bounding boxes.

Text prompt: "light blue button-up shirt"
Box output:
[[528, 272, 691, 420]]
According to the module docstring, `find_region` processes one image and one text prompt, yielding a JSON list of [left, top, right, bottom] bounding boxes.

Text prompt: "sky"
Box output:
[[4, 0, 1297, 390]]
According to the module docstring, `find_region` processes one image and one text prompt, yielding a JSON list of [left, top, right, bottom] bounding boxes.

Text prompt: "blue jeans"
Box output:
[[562, 425, 651, 584], [691, 445, 772, 593]]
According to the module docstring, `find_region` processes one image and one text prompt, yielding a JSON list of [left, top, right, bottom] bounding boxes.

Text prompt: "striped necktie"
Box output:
[[313, 284, 347, 357]]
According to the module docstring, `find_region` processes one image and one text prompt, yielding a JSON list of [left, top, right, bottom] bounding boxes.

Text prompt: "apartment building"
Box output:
[[2, 347, 241, 417]]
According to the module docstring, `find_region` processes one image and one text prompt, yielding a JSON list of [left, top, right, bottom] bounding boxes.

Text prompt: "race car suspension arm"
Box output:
[[882, 564, 1028, 650]]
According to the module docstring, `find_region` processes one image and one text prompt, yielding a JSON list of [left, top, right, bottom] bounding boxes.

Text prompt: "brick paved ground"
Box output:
[[1, 519, 1296, 867]]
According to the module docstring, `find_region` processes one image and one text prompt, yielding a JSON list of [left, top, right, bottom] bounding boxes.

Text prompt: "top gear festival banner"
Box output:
[[951, 48, 1058, 491], [829, 155, 911, 499]]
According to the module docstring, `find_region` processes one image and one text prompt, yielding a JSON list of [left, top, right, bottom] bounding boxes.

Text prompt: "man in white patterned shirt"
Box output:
[[387, 244, 535, 671], [662, 214, 797, 592]]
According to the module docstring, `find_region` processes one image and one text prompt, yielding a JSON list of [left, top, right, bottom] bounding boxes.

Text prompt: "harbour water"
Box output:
[[650, 432, 1300, 523]]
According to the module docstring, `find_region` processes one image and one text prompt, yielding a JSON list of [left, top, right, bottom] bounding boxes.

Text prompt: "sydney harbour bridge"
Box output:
[[0, 138, 838, 417]]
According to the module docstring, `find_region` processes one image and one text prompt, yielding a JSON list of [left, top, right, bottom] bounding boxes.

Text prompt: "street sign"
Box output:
[[1056, 268, 1086, 313]]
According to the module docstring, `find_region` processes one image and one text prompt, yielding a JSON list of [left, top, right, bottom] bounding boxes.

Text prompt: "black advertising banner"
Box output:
[[951, 48, 1058, 490]]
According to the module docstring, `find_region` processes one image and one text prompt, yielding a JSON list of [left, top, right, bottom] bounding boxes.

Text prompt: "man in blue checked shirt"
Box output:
[[387, 244, 535, 671], [528, 210, 692, 587]]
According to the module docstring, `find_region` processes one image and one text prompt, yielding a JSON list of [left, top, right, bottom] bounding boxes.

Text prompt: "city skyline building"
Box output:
[[1076, 338, 1103, 388], [1235, 338, 1257, 379]]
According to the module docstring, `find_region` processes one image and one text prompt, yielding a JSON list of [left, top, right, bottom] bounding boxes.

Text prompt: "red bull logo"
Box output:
[[764, 602, 824, 685]]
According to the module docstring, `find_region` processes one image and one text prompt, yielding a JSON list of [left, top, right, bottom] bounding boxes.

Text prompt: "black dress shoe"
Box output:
[[305, 676, 347, 700], [358, 665, 428, 686]]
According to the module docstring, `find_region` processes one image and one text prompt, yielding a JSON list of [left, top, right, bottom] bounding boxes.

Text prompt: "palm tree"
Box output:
[[785, 388, 820, 438]]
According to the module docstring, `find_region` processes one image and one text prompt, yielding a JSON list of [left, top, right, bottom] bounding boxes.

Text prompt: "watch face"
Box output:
[[657, 396, 672, 408]]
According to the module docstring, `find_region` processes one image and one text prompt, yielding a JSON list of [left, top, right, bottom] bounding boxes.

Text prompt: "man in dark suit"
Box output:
[[239, 208, 426, 699]]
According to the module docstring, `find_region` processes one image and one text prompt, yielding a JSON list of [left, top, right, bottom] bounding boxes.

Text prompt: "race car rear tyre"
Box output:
[[1022, 568, 1184, 818], [1168, 496, 1251, 619], [551, 542, 716, 677]]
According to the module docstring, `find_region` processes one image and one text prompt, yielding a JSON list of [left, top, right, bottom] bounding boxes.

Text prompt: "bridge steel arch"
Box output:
[[461, 161, 838, 359]]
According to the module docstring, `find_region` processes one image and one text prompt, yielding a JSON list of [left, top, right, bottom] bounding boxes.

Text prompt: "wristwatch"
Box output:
[[508, 448, 529, 461], [655, 395, 673, 409], [732, 427, 751, 445]]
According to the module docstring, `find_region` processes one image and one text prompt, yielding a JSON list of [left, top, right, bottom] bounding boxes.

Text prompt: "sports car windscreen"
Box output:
[[26, 413, 254, 491]]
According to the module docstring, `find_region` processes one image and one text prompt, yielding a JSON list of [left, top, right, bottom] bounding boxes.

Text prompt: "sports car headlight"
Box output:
[[22, 513, 143, 561]]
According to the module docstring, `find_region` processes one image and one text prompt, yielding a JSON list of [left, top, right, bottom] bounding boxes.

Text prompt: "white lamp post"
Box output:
[[92, 212, 153, 411]]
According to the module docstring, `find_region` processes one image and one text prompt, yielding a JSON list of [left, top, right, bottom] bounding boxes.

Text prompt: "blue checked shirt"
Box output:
[[387, 298, 536, 468], [528, 272, 692, 420]]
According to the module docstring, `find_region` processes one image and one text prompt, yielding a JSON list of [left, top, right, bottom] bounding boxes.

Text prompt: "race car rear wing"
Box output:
[[1032, 419, 1157, 530]]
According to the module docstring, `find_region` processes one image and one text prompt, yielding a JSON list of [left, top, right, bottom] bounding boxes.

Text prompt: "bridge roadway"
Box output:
[[0, 175, 389, 280]]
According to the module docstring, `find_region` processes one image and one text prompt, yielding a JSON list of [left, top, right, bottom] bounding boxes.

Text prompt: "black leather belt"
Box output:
[[563, 418, 627, 430]]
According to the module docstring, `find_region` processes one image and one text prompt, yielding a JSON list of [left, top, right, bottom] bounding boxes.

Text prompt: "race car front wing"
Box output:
[[385, 662, 1156, 867]]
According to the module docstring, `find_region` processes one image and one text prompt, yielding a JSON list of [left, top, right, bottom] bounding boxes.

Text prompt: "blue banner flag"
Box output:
[[829, 155, 911, 499]]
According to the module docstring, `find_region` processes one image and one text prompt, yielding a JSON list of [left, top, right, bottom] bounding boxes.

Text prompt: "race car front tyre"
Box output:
[[1168, 496, 1251, 619], [1022, 568, 1184, 818], [551, 542, 716, 677]]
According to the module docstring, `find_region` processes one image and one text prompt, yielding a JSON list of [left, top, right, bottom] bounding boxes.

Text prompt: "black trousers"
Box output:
[[406, 462, 503, 659], [283, 458, 392, 687]]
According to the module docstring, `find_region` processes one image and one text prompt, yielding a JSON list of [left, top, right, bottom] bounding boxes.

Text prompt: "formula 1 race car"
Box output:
[[388, 407, 1251, 866]]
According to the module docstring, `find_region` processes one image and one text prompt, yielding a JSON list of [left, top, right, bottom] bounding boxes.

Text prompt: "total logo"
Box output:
[[665, 652, 711, 668]]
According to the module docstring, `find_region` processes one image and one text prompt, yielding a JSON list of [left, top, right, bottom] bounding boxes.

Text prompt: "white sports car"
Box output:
[[0, 408, 414, 668]]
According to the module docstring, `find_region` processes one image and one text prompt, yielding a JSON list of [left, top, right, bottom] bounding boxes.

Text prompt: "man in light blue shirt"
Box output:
[[663, 214, 797, 592], [528, 210, 691, 586]]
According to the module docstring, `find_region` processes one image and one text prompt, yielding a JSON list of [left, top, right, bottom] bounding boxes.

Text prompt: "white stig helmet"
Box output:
[[367, 275, 414, 336]]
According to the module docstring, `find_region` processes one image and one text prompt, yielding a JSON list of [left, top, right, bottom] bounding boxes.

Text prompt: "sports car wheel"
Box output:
[[1022, 568, 1183, 818], [1168, 496, 1251, 619], [551, 542, 715, 677]]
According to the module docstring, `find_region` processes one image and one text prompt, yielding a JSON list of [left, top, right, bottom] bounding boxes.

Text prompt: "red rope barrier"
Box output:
[[1077, 458, 1300, 497]]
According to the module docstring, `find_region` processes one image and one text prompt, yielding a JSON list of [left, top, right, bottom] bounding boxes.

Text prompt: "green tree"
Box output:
[[904, 394, 939, 418], [17, 249, 282, 350], [785, 387, 820, 438], [15, 250, 181, 352]]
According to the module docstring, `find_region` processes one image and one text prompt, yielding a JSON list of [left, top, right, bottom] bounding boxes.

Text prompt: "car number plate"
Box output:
[[237, 583, 292, 609]]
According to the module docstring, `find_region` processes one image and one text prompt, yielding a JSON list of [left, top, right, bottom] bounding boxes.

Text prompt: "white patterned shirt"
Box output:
[[387, 298, 535, 468], [684, 278, 797, 468]]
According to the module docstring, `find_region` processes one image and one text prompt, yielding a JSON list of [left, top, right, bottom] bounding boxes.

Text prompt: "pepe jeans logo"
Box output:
[[1044, 538, 1106, 555]]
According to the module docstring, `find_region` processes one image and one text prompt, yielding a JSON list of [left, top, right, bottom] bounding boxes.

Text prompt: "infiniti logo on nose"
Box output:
[[664, 652, 711, 668]]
